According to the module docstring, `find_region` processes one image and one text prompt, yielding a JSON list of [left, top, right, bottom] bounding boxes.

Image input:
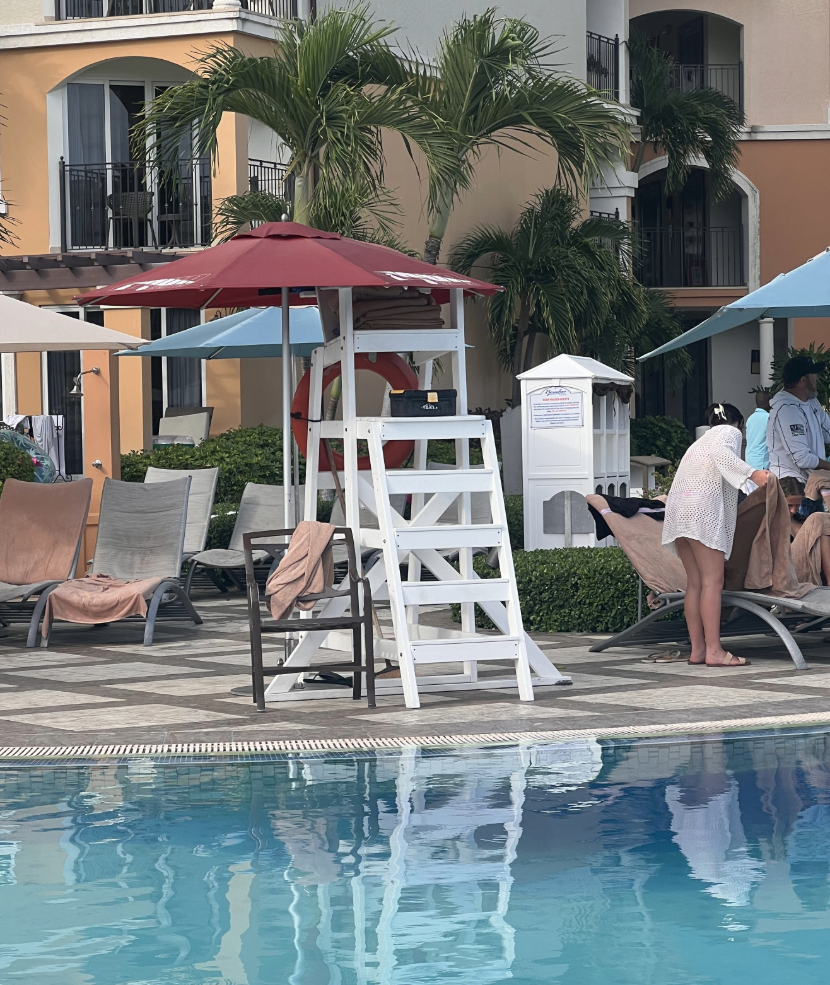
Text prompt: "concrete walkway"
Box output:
[[2, 589, 830, 752]]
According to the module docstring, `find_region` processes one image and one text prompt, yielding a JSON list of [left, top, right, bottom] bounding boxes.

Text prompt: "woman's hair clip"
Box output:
[[714, 403, 726, 420]]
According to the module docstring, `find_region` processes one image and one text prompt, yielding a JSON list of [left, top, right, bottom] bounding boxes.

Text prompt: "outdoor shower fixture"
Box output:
[[69, 366, 100, 397]]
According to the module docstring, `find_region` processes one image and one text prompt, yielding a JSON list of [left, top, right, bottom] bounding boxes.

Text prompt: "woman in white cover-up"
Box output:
[[663, 403, 770, 667]]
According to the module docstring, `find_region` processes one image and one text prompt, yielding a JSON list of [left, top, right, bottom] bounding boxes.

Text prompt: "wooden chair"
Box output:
[[243, 526, 376, 711]]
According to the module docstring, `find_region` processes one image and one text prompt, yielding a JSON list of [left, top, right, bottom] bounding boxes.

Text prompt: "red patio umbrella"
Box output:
[[77, 222, 499, 309]]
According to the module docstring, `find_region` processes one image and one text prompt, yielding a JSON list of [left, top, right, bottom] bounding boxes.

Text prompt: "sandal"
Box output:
[[642, 649, 683, 663], [705, 652, 751, 667]]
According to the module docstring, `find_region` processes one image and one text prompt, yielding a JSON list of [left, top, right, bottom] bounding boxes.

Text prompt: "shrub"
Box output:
[[422, 439, 485, 465], [454, 547, 640, 633], [504, 494, 524, 550], [0, 439, 36, 495], [122, 425, 292, 504], [206, 502, 239, 550], [630, 415, 691, 463]]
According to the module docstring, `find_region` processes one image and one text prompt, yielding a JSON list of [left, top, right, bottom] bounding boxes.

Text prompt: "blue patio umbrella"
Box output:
[[117, 305, 324, 359], [638, 247, 830, 361]]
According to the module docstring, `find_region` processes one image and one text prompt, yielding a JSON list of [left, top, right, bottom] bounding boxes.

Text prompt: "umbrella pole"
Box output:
[[281, 287, 291, 526]]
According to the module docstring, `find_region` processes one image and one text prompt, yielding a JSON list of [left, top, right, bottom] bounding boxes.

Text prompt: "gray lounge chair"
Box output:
[[31, 476, 202, 647], [144, 466, 219, 560], [154, 411, 211, 447], [0, 478, 92, 640], [186, 482, 302, 593]]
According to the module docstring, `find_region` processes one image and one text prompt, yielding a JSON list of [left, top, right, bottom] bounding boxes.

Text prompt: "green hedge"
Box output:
[[504, 495, 523, 550], [454, 547, 639, 633], [630, 415, 691, 463], [122, 425, 293, 504], [0, 440, 36, 496]]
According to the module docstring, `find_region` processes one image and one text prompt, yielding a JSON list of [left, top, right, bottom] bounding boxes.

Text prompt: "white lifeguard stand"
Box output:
[[518, 355, 633, 551], [265, 286, 569, 709]]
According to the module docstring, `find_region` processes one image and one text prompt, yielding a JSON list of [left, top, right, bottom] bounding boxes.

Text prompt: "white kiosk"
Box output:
[[518, 355, 634, 551]]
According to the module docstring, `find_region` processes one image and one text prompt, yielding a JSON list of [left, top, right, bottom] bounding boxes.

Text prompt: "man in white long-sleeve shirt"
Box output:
[[767, 355, 830, 481]]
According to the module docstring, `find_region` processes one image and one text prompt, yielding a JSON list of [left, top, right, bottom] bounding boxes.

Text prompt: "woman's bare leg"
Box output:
[[687, 539, 739, 665], [676, 538, 706, 664]]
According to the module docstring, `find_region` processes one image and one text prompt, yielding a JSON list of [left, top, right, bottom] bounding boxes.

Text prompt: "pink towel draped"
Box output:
[[265, 521, 335, 620], [43, 574, 163, 634]]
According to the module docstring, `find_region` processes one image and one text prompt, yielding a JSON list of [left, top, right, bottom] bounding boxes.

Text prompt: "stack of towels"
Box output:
[[330, 288, 445, 331]]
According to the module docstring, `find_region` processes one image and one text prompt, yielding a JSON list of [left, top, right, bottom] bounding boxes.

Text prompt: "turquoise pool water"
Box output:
[[2, 734, 830, 983]]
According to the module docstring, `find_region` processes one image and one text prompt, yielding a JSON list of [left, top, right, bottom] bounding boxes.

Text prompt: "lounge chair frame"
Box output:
[[243, 527, 375, 712], [589, 588, 823, 670], [30, 477, 203, 647]]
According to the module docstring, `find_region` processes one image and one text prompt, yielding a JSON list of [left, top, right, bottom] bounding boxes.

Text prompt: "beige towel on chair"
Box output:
[[265, 521, 335, 620], [43, 574, 163, 633], [726, 476, 813, 598]]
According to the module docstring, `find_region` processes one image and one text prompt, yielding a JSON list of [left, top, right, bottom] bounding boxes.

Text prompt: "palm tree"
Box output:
[[628, 32, 743, 200], [137, 5, 456, 227], [213, 170, 412, 249], [411, 9, 630, 264], [449, 188, 687, 406]]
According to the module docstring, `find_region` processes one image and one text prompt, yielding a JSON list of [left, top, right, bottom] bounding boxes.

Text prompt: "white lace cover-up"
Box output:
[[662, 425, 755, 559]]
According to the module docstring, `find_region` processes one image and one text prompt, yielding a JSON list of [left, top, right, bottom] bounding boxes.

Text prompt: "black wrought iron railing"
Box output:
[[59, 159, 212, 251], [636, 225, 744, 288], [55, 0, 296, 18], [248, 159, 290, 199], [669, 63, 743, 110], [586, 31, 619, 101]]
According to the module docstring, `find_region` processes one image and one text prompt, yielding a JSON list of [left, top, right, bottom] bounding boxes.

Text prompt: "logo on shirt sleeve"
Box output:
[[790, 423, 807, 436]]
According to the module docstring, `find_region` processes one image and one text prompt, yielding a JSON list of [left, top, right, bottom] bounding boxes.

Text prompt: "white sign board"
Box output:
[[529, 386, 584, 429]]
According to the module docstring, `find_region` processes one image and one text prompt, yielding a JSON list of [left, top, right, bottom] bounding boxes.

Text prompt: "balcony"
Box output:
[[248, 159, 290, 198], [60, 159, 212, 251], [55, 0, 297, 19], [636, 226, 744, 288], [586, 31, 619, 101], [669, 63, 743, 110]]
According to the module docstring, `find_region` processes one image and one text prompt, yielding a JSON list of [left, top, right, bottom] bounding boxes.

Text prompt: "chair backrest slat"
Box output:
[[144, 466, 219, 554], [93, 477, 190, 580], [156, 412, 211, 445], [230, 483, 304, 551]]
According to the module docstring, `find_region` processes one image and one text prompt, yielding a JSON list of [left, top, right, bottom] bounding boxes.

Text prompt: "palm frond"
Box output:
[[629, 31, 744, 200], [213, 190, 290, 242]]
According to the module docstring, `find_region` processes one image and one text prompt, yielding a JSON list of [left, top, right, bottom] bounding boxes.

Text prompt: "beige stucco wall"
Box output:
[[630, 0, 830, 125], [0, 0, 45, 26]]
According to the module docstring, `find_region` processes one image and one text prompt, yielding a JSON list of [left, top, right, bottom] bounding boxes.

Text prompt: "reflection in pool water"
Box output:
[[1, 733, 830, 983]]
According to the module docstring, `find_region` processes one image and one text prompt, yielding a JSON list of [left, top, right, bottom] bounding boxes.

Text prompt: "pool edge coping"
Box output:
[[3, 710, 830, 761]]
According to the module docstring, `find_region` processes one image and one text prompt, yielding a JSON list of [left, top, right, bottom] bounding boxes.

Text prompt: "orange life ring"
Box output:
[[292, 352, 419, 472]]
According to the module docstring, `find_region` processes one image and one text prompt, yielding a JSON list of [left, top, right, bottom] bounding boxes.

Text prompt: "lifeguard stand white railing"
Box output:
[[264, 287, 569, 708], [518, 355, 634, 551]]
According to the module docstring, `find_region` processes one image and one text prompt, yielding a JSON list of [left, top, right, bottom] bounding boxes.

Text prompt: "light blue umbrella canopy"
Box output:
[[639, 247, 830, 361], [117, 305, 324, 359]]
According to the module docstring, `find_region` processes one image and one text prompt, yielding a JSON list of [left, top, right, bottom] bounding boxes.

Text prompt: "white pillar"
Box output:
[[1, 353, 16, 418], [759, 317, 775, 387]]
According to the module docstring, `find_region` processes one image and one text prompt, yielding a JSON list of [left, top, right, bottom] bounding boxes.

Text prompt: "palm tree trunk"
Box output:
[[522, 331, 537, 373], [293, 168, 312, 225], [423, 195, 452, 265], [511, 300, 530, 408]]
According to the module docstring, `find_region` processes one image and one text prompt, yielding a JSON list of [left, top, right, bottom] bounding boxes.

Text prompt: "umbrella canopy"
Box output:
[[0, 294, 146, 351], [639, 247, 830, 361], [77, 222, 500, 309], [117, 306, 324, 360]]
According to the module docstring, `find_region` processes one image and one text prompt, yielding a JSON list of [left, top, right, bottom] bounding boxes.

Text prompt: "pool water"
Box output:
[[2, 734, 830, 984]]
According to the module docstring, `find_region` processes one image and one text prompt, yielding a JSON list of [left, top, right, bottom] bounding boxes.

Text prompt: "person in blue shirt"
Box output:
[[745, 390, 771, 469]]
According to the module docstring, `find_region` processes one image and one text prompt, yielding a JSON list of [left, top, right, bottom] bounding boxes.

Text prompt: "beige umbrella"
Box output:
[[0, 294, 146, 351]]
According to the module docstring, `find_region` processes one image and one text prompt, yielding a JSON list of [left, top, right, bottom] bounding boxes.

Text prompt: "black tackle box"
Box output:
[[389, 389, 457, 417]]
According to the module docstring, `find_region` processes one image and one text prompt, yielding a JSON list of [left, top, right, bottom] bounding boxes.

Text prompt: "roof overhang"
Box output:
[[0, 250, 188, 295]]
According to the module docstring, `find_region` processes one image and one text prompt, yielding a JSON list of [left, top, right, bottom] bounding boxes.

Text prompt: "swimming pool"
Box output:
[[1, 733, 830, 984]]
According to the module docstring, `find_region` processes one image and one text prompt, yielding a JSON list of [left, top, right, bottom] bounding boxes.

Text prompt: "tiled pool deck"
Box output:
[[2, 589, 830, 753]]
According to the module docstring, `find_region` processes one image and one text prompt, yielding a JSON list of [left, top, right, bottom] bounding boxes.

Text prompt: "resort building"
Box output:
[[1, 0, 828, 467], [630, 1, 830, 425]]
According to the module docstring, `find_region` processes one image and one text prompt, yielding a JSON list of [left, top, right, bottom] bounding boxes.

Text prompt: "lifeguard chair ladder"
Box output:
[[265, 287, 569, 709]]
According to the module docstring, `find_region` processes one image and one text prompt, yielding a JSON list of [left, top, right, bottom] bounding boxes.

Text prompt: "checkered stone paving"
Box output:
[[2, 586, 830, 751]]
